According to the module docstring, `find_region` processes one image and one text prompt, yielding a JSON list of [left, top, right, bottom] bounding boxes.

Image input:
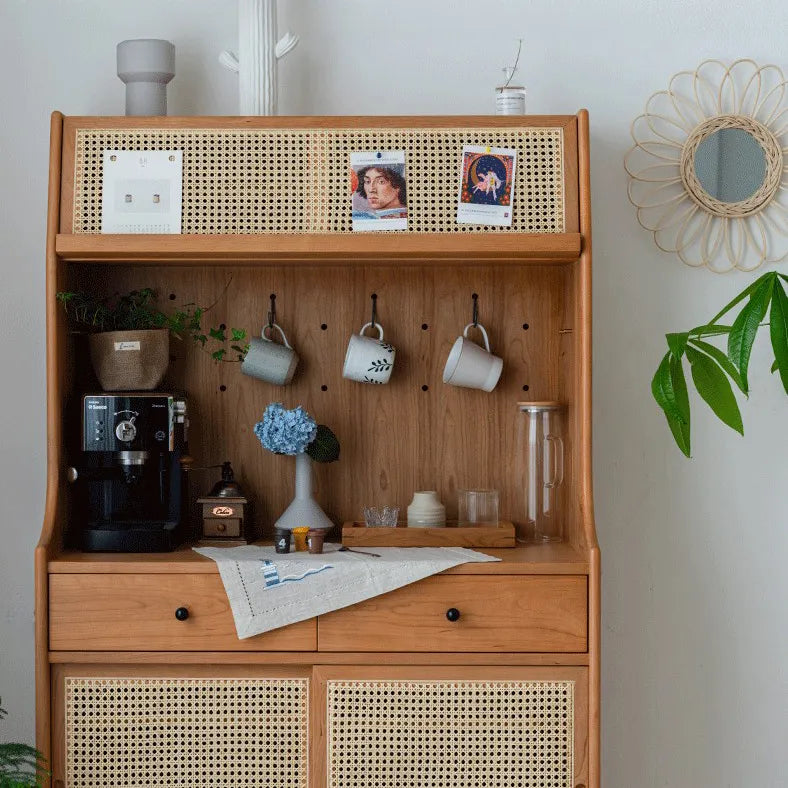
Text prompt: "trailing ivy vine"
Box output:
[[652, 270, 788, 456]]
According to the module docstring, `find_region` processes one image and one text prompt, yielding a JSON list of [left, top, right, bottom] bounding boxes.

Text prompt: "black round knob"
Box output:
[[174, 607, 189, 621], [446, 607, 460, 622]]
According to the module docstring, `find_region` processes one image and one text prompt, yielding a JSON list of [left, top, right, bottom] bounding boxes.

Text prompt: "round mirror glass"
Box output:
[[693, 128, 766, 203]]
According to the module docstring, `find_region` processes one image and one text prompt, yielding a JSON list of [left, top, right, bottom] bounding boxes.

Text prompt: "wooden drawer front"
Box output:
[[49, 574, 316, 651], [318, 575, 587, 653]]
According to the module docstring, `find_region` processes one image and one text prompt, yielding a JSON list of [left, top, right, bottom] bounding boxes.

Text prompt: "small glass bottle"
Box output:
[[496, 66, 526, 115]]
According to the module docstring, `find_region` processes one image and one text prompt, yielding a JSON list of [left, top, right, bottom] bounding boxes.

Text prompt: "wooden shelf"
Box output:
[[55, 233, 582, 265], [49, 542, 589, 575]]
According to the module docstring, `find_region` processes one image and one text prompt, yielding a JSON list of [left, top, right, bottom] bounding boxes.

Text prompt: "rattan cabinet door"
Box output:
[[52, 665, 310, 788], [313, 665, 588, 788]]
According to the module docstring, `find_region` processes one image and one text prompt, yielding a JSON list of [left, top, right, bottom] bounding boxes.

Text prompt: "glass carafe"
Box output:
[[517, 402, 566, 542]]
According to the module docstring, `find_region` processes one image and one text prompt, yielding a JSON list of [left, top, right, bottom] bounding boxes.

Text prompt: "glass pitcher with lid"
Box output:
[[517, 402, 566, 542]]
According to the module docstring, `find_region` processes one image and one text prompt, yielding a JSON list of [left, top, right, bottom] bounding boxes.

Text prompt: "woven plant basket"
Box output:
[[88, 329, 169, 391]]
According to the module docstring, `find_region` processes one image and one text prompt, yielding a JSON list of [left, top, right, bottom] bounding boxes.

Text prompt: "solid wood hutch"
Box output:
[[36, 113, 599, 787]]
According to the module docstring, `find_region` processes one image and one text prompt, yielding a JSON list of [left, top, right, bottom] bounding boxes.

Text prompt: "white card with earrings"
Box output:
[[101, 149, 183, 233]]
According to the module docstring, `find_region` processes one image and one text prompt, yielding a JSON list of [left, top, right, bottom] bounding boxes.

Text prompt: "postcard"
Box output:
[[457, 145, 517, 226], [351, 151, 408, 231]]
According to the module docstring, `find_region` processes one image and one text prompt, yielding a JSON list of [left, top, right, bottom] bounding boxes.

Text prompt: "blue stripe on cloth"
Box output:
[[259, 559, 333, 587]]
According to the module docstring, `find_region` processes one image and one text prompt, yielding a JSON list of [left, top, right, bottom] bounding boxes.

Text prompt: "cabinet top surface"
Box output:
[[49, 542, 589, 575]]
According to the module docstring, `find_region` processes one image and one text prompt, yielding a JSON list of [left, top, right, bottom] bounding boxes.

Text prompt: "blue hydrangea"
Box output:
[[254, 403, 317, 455]]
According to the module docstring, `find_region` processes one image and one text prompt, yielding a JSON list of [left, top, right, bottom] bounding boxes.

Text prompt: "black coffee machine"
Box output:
[[68, 394, 190, 552]]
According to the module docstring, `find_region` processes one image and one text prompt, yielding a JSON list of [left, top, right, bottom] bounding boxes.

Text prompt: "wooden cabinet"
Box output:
[[37, 113, 599, 788]]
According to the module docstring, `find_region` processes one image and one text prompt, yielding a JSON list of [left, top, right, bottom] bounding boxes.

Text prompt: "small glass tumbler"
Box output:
[[363, 506, 400, 527], [457, 490, 499, 527]]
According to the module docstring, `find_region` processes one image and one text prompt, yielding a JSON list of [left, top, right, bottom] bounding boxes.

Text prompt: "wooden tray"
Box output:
[[341, 520, 516, 548]]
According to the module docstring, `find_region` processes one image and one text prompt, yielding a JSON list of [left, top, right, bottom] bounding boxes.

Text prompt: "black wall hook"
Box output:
[[472, 293, 479, 327], [370, 293, 378, 328], [267, 293, 276, 328]]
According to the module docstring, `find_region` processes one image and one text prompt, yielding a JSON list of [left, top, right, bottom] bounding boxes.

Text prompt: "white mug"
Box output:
[[343, 322, 396, 384], [443, 322, 503, 392], [241, 323, 299, 385]]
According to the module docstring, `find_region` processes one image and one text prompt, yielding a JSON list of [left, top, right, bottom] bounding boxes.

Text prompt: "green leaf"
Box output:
[[667, 332, 688, 357], [772, 359, 779, 373], [687, 323, 733, 338], [211, 349, 226, 361], [305, 424, 341, 463], [651, 353, 684, 423], [727, 277, 774, 392], [670, 354, 691, 450], [709, 271, 774, 324], [769, 281, 788, 394], [209, 327, 226, 342], [687, 338, 747, 394], [686, 346, 743, 435], [231, 328, 247, 342]]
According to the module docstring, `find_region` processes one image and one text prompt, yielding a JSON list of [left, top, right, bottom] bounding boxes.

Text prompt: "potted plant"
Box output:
[[254, 403, 340, 531], [0, 698, 48, 787], [56, 288, 248, 391], [652, 270, 787, 456]]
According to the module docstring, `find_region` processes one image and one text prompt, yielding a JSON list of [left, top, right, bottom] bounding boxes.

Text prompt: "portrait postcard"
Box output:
[[351, 151, 408, 231]]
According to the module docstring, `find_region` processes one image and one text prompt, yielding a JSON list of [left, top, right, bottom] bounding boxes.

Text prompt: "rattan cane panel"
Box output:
[[327, 680, 574, 788], [64, 677, 308, 788], [73, 127, 564, 234]]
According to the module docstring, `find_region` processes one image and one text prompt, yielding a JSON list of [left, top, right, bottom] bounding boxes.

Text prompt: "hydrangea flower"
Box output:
[[254, 403, 317, 455]]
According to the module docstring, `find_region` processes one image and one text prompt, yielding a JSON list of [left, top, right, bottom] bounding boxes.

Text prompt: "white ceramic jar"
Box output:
[[407, 491, 446, 528]]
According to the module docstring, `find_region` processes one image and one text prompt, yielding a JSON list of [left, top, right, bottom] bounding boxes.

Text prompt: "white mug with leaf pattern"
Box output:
[[343, 322, 396, 384]]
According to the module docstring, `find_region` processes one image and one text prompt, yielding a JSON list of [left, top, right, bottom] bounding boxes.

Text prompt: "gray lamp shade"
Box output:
[[117, 39, 175, 116]]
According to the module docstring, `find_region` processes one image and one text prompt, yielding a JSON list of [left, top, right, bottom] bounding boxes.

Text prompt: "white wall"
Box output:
[[1, 1, 786, 784]]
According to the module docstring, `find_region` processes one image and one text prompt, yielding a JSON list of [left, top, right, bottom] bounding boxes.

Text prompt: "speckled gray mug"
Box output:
[[241, 323, 299, 385]]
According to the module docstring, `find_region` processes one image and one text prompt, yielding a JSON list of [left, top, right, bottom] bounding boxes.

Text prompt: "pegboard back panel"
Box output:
[[327, 679, 574, 788], [71, 125, 565, 234], [65, 677, 309, 788]]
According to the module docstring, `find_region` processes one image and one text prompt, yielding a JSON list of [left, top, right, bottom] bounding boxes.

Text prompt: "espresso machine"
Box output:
[[68, 394, 190, 552]]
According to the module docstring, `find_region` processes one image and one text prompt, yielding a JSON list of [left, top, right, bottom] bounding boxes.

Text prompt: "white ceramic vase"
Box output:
[[274, 452, 333, 531], [407, 491, 446, 528]]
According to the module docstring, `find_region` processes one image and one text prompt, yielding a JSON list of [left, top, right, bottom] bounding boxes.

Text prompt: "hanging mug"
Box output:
[[443, 322, 503, 392], [343, 322, 396, 384], [241, 323, 299, 385]]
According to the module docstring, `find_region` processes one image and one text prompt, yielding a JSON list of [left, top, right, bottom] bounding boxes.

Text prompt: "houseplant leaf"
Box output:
[[727, 277, 774, 392], [651, 352, 685, 423], [709, 271, 773, 323], [769, 280, 788, 393], [667, 355, 691, 457], [687, 338, 746, 394], [686, 346, 743, 435], [667, 332, 688, 357]]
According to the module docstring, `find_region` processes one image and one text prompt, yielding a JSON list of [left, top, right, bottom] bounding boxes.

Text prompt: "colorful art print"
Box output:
[[460, 151, 515, 206], [351, 151, 408, 231]]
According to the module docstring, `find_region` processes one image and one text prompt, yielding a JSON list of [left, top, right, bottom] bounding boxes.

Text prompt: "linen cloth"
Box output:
[[194, 544, 499, 639]]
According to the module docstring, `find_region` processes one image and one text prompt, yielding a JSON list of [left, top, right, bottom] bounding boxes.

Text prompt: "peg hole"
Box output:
[[169, 293, 176, 300], [522, 384, 530, 392], [522, 322, 530, 330], [421, 384, 429, 391], [421, 323, 429, 330], [321, 323, 328, 330], [219, 384, 227, 392], [321, 385, 328, 392]]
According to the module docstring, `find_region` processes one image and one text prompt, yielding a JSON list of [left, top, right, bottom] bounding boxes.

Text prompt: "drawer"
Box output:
[[318, 575, 587, 652], [49, 574, 316, 651]]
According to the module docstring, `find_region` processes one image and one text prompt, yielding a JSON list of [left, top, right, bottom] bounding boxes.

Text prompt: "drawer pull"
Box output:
[[174, 607, 190, 621], [446, 607, 460, 622]]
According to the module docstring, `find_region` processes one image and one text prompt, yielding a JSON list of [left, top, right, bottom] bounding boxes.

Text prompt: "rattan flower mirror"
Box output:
[[625, 59, 787, 272]]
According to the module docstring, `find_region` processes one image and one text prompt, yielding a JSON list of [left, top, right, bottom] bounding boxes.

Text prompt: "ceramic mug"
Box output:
[[443, 322, 503, 392], [343, 322, 396, 384], [241, 323, 299, 385]]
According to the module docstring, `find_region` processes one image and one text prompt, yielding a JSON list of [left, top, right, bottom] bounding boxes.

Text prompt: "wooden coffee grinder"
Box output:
[[197, 461, 250, 546]]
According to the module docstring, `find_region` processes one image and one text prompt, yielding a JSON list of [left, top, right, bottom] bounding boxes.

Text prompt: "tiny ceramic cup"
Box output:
[[292, 526, 309, 552], [241, 323, 299, 385], [343, 322, 396, 384], [274, 528, 291, 553], [443, 323, 503, 392], [307, 529, 325, 554]]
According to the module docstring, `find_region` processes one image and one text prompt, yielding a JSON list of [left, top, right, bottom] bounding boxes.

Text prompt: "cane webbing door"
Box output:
[[315, 666, 588, 788], [54, 668, 309, 788]]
